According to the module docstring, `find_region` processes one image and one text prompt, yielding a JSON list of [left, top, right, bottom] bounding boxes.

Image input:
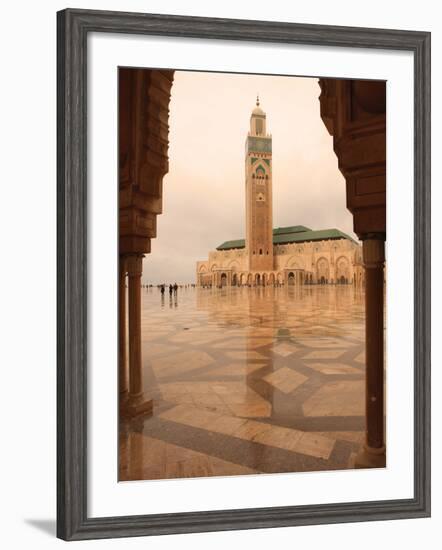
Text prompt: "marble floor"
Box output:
[[119, 285, 369, 481]]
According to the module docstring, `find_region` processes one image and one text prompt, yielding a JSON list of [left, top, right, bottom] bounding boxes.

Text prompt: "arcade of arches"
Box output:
[[197, 234, 363, 289], [118, 68, 386, 473]]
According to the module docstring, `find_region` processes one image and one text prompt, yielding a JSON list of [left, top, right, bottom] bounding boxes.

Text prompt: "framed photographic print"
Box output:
[[57, 8, 431, 541]]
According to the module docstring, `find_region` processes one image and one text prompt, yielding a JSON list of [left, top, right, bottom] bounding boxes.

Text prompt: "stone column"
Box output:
[[119, 256, 128, 404], [124, 254, 153, 416], [355, 236, 386, 468], [128, 254, 142, 398]]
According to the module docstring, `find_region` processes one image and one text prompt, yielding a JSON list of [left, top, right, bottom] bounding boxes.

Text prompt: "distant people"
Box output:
[[169, 284, 173, 295], [160, 284, 165, 296], [173, 283, 178, 294]]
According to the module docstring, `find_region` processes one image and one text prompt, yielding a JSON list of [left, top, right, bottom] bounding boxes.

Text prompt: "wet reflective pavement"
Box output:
[[120, 285, 367, 481]]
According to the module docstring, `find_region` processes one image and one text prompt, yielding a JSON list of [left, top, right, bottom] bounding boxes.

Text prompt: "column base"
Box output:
[[354, 444, 386, 469], [120, 394, 153, 418]]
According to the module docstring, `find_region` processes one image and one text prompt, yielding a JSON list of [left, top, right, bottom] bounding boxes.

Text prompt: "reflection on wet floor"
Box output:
[[120, 285, 368, 481]]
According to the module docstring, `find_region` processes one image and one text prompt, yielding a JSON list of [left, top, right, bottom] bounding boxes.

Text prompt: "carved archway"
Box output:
[[287, 257, 303, 270], [198, 264, 209, 286], [316, 257, 330, 283], [336, 255, 351, 283]]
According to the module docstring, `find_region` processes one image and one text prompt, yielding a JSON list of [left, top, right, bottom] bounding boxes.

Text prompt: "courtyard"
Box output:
[[119, 285, 368, 481]]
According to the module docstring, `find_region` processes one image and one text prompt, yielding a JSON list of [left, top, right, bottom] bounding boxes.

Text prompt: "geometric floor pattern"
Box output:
[[119, 285, 367, 481]]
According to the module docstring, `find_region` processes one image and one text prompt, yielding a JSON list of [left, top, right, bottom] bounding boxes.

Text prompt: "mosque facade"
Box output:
[[196, 99, 363, 288]]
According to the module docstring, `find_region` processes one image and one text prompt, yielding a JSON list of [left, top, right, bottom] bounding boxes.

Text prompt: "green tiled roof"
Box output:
[[273, 228, 357, 245], [273, 225, 311, 235], [216, 225, 357, 250], [216, 238, 246, 250]]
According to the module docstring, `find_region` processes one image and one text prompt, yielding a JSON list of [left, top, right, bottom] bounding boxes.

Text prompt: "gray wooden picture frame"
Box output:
[[57, 8, 431, 541]]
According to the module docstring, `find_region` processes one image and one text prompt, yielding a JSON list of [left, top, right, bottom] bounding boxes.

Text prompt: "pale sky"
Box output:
[[142, 70, 355, 284]]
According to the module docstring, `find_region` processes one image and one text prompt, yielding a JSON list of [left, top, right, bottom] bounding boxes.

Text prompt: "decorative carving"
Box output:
[[362, 236, 385, 268], [318, 78, 386, 238], [126, 254, 143, 277], [119, 68, 174, 255]]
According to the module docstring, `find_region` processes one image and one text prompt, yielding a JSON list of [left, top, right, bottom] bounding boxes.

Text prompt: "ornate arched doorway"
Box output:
[[336, 256, 351, 284], [316, 257, 330, 284], [198, 265, 208, 286]]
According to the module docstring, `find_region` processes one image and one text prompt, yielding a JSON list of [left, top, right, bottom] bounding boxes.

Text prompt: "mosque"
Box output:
[[196, 98, 363, 288]]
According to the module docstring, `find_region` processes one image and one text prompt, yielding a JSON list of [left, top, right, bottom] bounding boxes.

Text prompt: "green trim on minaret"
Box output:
[[246, 136, 272, 153], [251, 157, 271, 166]]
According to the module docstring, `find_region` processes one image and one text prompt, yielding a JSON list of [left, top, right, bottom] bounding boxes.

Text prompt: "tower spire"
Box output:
[[245, 99, 273, 273]]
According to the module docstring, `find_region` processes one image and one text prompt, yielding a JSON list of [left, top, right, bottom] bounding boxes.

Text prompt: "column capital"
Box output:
[[362, 237, 385, 268], [119, 255, 128, 275], [126, 254, 144, 277]]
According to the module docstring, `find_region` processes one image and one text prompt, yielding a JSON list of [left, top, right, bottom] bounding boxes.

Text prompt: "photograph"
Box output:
[[118, 68, 386, 482]]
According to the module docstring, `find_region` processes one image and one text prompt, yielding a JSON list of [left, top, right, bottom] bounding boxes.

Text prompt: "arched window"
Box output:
[[259, 248, 263, 255], [256, 166, 265, 179]]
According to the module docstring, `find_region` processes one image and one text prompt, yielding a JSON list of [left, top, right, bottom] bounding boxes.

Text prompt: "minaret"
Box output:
[[245, 96, 274, 272]]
